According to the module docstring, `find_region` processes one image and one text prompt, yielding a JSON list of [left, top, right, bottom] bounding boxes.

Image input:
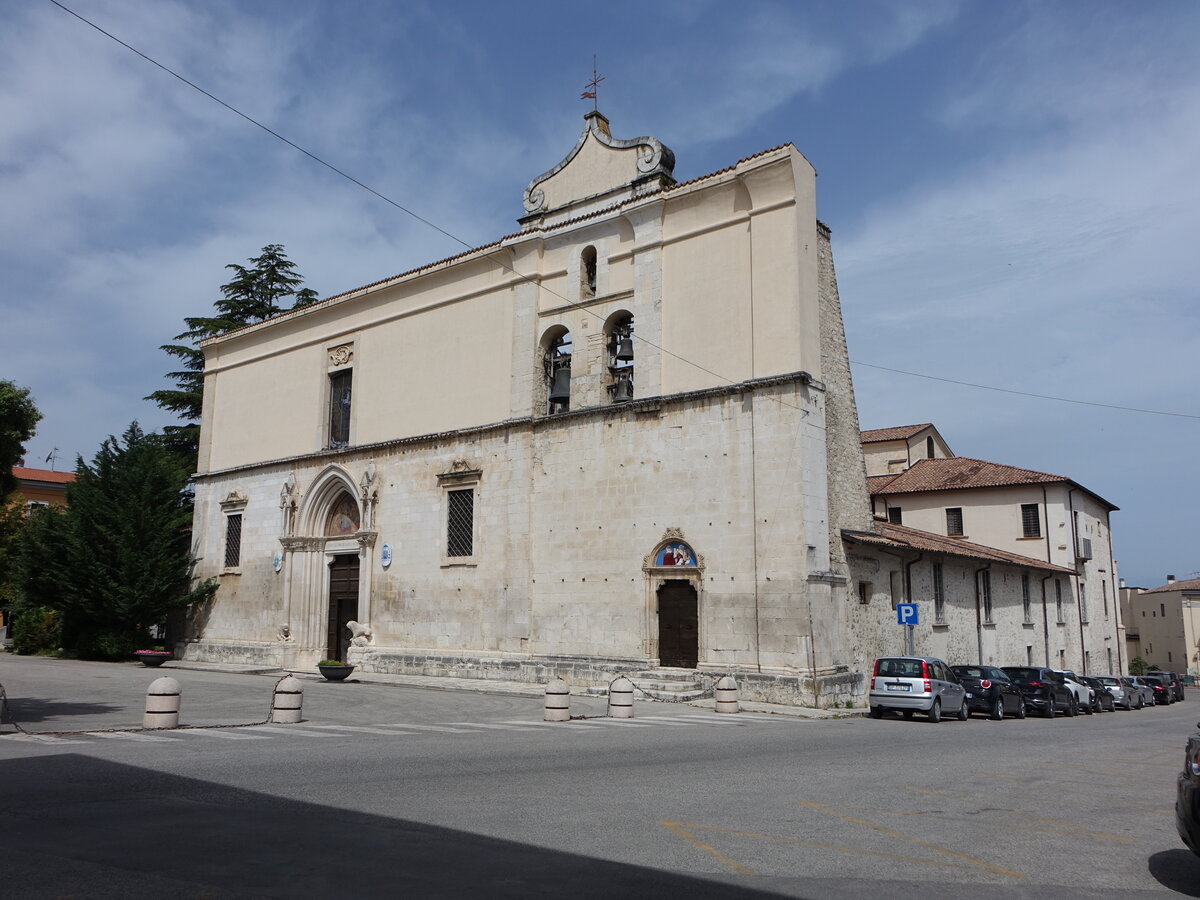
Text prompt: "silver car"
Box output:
[[869, 656, 969, 723], [1095, 675, 1137, 710]]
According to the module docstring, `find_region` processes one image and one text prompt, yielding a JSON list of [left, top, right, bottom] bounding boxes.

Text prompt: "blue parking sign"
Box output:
[[897, 603, 919, 626]]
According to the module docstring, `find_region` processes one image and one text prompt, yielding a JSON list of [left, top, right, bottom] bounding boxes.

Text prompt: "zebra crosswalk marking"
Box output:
[[240, 725, 339, 738], [439, 722, 541, 731], [378, 723, 477, 733], [307, 725, 419, 735], [181, 729, 270, 740], [87, 731, 179, 743]]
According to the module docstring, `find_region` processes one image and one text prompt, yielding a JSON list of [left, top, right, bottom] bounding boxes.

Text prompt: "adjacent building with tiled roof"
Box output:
[[858, 424, 1124, 676], [10, 465, 74, 509], [860, 423, 953, 477]]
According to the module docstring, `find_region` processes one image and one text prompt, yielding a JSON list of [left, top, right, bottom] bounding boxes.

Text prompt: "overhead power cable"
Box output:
[[849, 360, 1200, 420]]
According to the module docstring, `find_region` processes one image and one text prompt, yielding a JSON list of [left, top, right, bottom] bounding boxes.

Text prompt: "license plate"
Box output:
[[886, 683, 911, 692], [966, 693, 973, 699]]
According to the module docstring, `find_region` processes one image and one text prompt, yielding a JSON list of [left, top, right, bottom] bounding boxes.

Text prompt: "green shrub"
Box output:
[[317, 659, 348, 667], [12, 607, 60, 655]]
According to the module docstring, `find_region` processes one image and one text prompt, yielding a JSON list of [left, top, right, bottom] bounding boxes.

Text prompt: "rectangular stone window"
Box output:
[[981, 570, 993, 624], [447, 488, 474, 558], [1020, 503, 1041, 538], [1079, 583, 1089, 623], [224, 513, 242, 569], [1055, 579, 1065, 623], [1022, 572, 1032, 623], [887, 507, 902, 525], [945, 507, 963, 536], [857, 581, 871, 604], [328, 369, 353, 449]]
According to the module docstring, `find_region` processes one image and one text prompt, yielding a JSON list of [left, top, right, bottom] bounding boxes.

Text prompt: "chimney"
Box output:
[[1119, 578, 1126, 589], [1167, 575, 1176, 584]]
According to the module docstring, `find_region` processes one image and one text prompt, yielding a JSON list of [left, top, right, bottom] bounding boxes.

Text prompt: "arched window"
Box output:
[[324, 492, 360, 536], [544, 330, 572, 414], [580, 246, 597, 299], [606, 313, 634, 403]]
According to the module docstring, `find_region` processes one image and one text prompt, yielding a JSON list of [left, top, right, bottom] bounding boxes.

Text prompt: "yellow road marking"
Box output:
[[829, 804, 1134, 844], [659, 821, 756, 876], [798, 801, 1025, 878], [659, 821, 974, 874]]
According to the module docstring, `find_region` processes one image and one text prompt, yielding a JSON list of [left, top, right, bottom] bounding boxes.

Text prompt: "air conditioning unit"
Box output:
[[1077, 537, 1093, 561]]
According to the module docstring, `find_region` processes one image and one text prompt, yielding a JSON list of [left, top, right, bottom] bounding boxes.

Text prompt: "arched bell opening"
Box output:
[[604, 310, 634, 404], [540, 326, 573, 415]]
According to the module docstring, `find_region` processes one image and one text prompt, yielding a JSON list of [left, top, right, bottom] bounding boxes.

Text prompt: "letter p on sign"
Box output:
[[897, 603, 919, 626]]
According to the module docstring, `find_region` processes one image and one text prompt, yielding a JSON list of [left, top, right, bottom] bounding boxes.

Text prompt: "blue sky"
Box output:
[[2, 1, 1196, 587]]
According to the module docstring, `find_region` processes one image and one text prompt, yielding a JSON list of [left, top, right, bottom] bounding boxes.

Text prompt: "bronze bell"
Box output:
[[615, 336, 634, 362], [612, 376, 633, 403], [548, 366, 571, 403]]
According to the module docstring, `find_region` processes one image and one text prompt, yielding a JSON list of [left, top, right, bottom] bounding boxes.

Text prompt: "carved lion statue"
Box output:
[[346, 620, 373, 647]]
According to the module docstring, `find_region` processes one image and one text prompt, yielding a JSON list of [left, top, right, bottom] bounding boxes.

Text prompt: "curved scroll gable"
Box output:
[[523, 110, 676, 214]]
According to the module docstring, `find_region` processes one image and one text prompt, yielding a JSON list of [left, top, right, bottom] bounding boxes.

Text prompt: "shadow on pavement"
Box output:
[[1148, 849, 1200, 897], [3, 696, 125, 725], [1, 755, 799, 899]]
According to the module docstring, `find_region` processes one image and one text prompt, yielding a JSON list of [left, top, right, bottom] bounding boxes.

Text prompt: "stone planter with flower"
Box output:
[[135, 649, 173, 667]]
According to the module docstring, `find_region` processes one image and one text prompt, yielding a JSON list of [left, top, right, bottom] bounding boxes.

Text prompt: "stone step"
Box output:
[[632, 669, 703, 683], [631, 687, 709, 703], [629, 678, 703, 693]]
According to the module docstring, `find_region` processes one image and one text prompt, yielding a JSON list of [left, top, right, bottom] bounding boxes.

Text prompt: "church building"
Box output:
[[182, 111, 875, 705]]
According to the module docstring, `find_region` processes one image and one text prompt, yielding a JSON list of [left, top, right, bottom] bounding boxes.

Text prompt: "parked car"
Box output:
[[951, 665, 1025, 720], [1142, 673, 1175, 705], [1152, 670, 1186, 702], [1176, 720, 1200, 858], [1001, 667, 1075, 718], [1094, 675, 1137, 710], [1126, 676, 1155, 708], [1053, 670, 1093, 715], [1081, 676, 1117, 712], [869, 656, 969, 723]]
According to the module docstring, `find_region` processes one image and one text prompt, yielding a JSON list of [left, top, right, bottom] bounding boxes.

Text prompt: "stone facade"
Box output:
[[184, 113, 871, 706]]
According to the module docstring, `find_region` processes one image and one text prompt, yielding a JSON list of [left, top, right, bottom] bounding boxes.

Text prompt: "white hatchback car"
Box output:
[[869, 656, 969, 723]]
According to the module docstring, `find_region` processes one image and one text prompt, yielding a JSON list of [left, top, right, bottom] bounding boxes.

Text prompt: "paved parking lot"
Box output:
[[2, 654, 1198, 898]]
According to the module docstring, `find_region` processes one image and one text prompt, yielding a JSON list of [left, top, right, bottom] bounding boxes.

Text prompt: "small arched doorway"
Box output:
[[657, 580, 698, 668]]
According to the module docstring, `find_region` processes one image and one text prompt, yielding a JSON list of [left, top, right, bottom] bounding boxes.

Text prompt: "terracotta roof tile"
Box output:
[[1145, 578, 1200, 594], [860, 424, 933, 444], [843, 522, 1075, 574], [13, 466, 75, 484], [868, 473, 900, 492]]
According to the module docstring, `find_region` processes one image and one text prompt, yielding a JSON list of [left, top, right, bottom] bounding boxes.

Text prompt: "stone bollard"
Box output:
[[544, 677, 570, 722], [608, 676, 635, 718], [144, 676, 182, 729], [715, 675, 739, 714], [271, 675, 304, 724]]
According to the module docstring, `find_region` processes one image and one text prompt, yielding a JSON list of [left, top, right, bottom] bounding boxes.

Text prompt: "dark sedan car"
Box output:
[[1142, 673, 1175, 705], [1177, 721, 1200, 858], [1001, 667, 1075, 717], [952, 665, 1025, 720], [1152, 670, 1186, 702], [1081, 676, 1117, 712]]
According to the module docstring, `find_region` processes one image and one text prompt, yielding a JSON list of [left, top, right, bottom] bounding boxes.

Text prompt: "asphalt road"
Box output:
[[2, 655, 1198, 899]]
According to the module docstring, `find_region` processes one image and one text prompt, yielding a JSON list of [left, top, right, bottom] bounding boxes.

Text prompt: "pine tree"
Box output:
[[17, 424, 216, 659], [147, 245, 318, 463]]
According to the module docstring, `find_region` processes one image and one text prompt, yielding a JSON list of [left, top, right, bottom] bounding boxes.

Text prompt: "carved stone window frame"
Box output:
[[438, 457, 481, 568], [219, 490, 248, 576], [325, 340, 355, 450]]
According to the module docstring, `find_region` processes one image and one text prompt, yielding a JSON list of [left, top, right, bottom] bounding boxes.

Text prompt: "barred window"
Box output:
[[933, 563, 945, 623], [946, 507, 963, 536], [887, 507, 902, 525], [1055, 579, 1064, 623], [447, 489, 474, 558], [1022, 572, 1032, 623], [1079, 583, 1089, 623], [981, 570, 993, 624], [224, 513, 243, 568], [1021, 503, 1041, 538], [857, 581, 871, 604]]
